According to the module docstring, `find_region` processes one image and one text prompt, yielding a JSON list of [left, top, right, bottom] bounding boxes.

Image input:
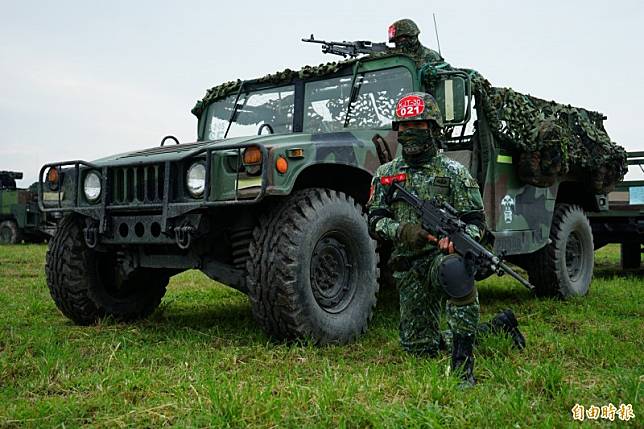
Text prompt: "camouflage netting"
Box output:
[[468, 72, 627, 193], [192, 53, 626, 193], [191, 60, 359, 118], [191, 51, 409, 118]]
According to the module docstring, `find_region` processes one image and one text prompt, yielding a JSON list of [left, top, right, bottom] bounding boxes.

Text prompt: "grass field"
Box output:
[[0, 244, 641, 428]]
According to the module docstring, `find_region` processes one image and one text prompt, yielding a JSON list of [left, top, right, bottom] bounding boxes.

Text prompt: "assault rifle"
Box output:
[[383, 175, 534, 291], [302, 34, 389, 58]]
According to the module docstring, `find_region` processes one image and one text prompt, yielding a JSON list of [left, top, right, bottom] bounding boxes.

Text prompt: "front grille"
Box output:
[[109, 164, 165, 205]]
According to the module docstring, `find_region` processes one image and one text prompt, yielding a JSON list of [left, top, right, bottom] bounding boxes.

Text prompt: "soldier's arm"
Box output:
[[367, 173, 399, 241], [451, 170, 486, 241], [426, 48, 444, 64]]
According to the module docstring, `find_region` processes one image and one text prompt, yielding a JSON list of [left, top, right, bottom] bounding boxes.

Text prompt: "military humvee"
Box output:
[[0, 171, 57, 244], [38, 51, 630, 344]]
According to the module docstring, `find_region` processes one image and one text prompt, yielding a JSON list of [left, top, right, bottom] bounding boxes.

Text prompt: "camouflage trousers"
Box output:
[[396, 252, 480, 356]]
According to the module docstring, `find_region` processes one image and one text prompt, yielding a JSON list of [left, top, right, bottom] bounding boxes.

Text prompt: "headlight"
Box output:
[[83, 171, 102, 202], [186, 162, 206, 197]]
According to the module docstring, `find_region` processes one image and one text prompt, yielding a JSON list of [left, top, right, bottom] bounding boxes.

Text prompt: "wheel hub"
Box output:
[[310, 234, 355, 313], [565, 231, 584, 281]]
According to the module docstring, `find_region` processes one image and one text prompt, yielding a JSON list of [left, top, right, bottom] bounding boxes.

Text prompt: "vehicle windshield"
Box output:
[[204, 85, 295, 140], [304, 67, 413, 133], [202, 66, 413, 140]]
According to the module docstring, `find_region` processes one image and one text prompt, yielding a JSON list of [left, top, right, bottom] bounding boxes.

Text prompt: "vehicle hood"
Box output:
[[89, 134, 312, 167]]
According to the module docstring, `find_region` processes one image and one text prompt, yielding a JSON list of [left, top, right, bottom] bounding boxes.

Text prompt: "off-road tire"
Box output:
[[620, 242, 641, 270], [0, 220, 21, 244], [46, 215, 169, 325], [528, 204, 594, 298], [377, 241, 396, 290], [247, 188, 379, 345]]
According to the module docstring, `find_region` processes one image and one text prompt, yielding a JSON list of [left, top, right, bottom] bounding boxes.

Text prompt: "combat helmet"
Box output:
[[392, 92, 444, 129], [388, 19, 420, 42]]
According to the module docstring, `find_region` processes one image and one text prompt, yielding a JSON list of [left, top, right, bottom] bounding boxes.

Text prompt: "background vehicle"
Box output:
[[0, 170, 57, 244], [39, 51, 633, 343], [589, 152, 644, 270]]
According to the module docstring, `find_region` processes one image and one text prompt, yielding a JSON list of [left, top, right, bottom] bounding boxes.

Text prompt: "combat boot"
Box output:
[[479, 309, 526, 350], [451, 333, 476, 387]]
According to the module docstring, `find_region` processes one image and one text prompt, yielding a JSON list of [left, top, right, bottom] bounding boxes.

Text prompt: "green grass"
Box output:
[[0, 244, 641, 428]]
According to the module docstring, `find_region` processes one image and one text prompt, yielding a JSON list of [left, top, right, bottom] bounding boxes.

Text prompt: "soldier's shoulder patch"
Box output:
[[367, 183, 376, 205]]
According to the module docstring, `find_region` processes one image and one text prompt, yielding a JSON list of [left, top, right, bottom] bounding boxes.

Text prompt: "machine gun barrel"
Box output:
[[385, 179, 534, 291], [302, 34, 389, 58], [498, 260, 534, 290]]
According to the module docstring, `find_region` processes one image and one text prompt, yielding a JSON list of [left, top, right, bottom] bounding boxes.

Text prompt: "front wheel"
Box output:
[[46, 215, 169, 324], [247, 188, 379, 345], [0, 220, 21, 244], [528, 204, 594, 297]]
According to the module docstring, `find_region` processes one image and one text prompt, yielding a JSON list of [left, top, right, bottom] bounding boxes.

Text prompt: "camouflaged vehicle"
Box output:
[[589, 151, 644, 270], [0, 170, 57, 244], [39, 51, 632, 344]]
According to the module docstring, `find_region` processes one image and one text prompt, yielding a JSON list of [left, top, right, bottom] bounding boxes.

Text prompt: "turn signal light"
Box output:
[[276, 156, 288, 174]]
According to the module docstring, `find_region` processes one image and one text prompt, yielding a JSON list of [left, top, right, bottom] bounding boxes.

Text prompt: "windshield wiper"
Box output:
[[224, 81, 247, 139], [343, 61, 363, 128]]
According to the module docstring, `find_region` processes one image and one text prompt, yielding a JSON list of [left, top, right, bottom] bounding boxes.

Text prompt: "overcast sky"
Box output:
[[1, 0, 643, 185]]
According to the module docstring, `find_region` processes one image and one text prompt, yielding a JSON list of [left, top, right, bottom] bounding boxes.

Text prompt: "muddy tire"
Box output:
[[247, 188, 379, 345], [620, 242, 641, 270], [45, 215, 169, 324], [528, 204, 594, 298], [0, 220, 21, 244]]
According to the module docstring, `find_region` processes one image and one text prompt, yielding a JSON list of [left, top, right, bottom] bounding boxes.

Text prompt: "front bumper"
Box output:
[[38, 142, 270, 242]]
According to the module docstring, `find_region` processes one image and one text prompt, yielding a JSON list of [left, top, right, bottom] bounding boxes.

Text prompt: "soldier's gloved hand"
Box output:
[[438, 236, 455, 254], [398, 223, 436, 249]]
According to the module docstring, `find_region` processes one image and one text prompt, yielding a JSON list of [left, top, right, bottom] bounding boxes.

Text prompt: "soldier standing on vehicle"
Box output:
[[388, 19, 444, 65], [367, 92, 525, 386]]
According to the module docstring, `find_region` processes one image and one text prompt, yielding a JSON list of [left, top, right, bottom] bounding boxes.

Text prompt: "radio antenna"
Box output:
[[433, 13, 442, 55]]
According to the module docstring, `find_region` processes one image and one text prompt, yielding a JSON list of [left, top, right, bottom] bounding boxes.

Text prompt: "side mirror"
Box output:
[[430, 72, 472, 126]]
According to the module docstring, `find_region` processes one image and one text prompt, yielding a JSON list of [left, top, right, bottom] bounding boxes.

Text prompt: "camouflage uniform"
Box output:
[[369, 154, 484, 355], [369, 93, 526, 386], [389, 19, 444, 66]]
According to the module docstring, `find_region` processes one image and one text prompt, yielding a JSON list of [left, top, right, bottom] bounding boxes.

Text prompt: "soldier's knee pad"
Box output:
[[437, 254, 475, 301], [448, 286, 478, 306]]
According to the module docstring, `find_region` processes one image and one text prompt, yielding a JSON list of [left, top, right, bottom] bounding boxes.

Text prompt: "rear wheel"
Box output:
[[46, 215, 169, 324], [0, 220, 21, 244], [247, 188, 379, 345], [620, 242, 642, 270], [528, 204, 594, 298]]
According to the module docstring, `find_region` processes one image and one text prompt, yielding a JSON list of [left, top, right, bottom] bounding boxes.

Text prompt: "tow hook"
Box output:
[[174, 224, 195, 250], [83, 224, 98, 249]]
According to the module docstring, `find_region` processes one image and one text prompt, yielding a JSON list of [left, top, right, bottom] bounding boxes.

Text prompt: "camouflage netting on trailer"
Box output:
[[469, 72, 627, 193]]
